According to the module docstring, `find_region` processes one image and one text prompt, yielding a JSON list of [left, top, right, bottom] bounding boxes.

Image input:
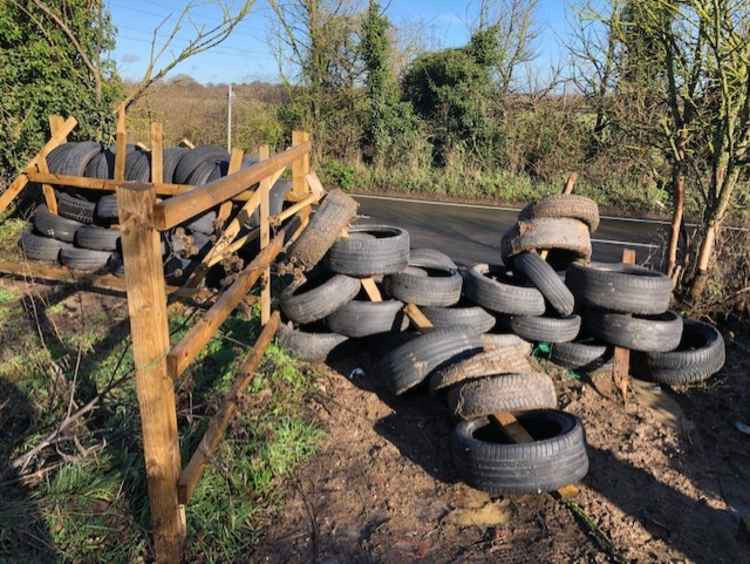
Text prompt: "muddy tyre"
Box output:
[[510, 315, 581, 343], [280, 273, 361, 324], [551, 339, 612, 372], [421, 303, 496, 334], [19, 230, 72, 262], [635, 320, 725, 384], [566, 262, 673, 315], [463, 264, 545, 316], [584, 309, 683, 352], [519, 194, 600, 232], [430, 347, 533, 393], [277, 323, 348, 362], [501, 218, 591, 262], [288, 189, 358, 270], [326, 299, 408, 337], [446, 373, 557, 419], [380, 328, 482, 395], [327, 224, 409, 277], [452, 410, 589, 495], [512, 251, 574, 316], [385, 265, 462, 306], [33, 205, 82, 242]]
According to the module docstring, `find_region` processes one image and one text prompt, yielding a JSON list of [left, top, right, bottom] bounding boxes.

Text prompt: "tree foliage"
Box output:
[[0, 0, 121, 175]]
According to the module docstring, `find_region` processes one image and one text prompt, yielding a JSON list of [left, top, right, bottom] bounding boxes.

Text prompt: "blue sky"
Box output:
[[108, 0, 570, 84]]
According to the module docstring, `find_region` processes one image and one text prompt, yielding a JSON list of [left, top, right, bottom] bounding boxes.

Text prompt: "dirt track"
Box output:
[[253, 340, 750, 563]]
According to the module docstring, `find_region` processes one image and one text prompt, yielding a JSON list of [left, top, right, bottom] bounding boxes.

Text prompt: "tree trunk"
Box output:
[[689, 222, 716, 301], [666, 171, 684, 278]]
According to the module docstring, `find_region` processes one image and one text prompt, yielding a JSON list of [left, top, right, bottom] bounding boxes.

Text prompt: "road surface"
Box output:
[[354, 194, 668, 267]]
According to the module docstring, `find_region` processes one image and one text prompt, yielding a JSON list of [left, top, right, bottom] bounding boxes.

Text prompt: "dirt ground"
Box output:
[[253, 337, 750, 563]]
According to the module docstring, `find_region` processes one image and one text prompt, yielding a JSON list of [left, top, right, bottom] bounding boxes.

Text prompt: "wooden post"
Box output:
[[39, 115, 71, 214], [117, 182, 185, 562], [218, 148, 244, 225], [290, 131, 311, 205], [114, 104, 127, 182], [257, 145, 272, 325], [150, 122, 163, 183], [362, 278, 383, 302], [612, 248, 636, 402]]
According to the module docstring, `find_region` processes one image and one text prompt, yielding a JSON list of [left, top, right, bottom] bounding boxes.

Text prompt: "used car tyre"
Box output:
[[510, 314, 581, 343], [584, 309, 683, 352], [512, 251, 574, 316], [326, 298, 408, 337], [60, 247, 112, 271], [280, 273, 361, 324], [57, 192, 96, 224], [452, 410, 589, 495], [429, 347, 533, 393], [19, 230, 73, 262], [408, 248, 457, 270], [518, 194, 600, 232], [385, 264, 462, 306], [446, 373, 557, 419], [277, 322, 348, 362], [421, 302, 496, 334], [327, 224, 409, 277], [634, 319, 725, 385], [33, 204, 83, 242], [501, 218, 591, 262], [380, 328, 482, 395], [551, 339, 612, 372], [75, 225, 120, 252], [566, 261, 673, 315], [463, 264, 545, 316], [287, 189, 358, 269]]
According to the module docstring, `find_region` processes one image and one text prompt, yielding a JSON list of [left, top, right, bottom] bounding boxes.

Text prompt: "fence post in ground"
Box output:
[[117, 181, 185, 563], [258, 144, 272, 325]]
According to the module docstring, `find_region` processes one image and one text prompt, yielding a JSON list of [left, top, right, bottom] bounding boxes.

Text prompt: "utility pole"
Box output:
[[227, 83, 233, 152]]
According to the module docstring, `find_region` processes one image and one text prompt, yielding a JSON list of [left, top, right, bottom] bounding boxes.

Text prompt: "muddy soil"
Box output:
[[253, 340, 750, 563]]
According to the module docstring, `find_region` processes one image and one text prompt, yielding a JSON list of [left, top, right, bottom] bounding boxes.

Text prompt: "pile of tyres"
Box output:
[[18, 141, 292, 283], [277, 190, 726, 496]]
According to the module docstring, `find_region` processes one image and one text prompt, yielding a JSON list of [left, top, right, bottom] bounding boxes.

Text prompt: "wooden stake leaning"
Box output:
[[612, 248, 636, 402]]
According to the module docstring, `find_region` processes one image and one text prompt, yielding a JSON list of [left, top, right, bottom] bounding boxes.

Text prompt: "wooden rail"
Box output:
[[153, 141, 311, 230]]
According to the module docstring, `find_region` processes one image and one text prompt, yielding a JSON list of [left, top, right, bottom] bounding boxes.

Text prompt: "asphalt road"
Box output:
[[354, 194, 669, 267]]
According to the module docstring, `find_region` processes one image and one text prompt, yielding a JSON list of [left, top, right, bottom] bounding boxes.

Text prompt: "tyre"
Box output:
[[185, 211, 217, 235], [452, 410, 589, 495], [164, 255, 193, 284], [95, 195, 118, 221], [33, 205, 82, 242], [512, 251, 574, 316], [84, 148, 115, 179], [584, 309, 683, 352], [501, 218, 591, 262], [551, 339, 612, 372], [481, 333, 532, 354], [518, 194, 600, 232], [635, 320, 725, 384], [325, 298, 408, 337], [287, 189, 358, 270], [280, 273, 361, 324], [75, 225, 120, 251], [510, 315, 581, 343], [60, 247, 112, 271], [163, 147, 189, 183], [409, 248, 457, 270], [277, 322, 348, 362], [246, 178, 292, 228], [566, 261, 673, 315], [45, 143, 76, 173], [385, 264, 462, 306], [421, 303, 496, 334], [326, 225, 410, 277], [429, 347, 533, 393], [19, 230, 73, 262], [173, 145, 229, 184], [46, 141, 102, 176], [380, 328, 482, 395], [125, 149, 151, 181], [446, 373, 557, 420], [57, 192, 96, 224], [462, 264, 545, 316]]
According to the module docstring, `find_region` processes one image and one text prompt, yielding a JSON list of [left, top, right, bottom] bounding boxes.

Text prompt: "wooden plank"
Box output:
[[0, 116, 77, 213], [305, 170, 326, 198], [177, 311, 280, 503], [361, 278, 383, 302], [167, 227, 288, 379], [612, 248, 636, 401], [153, 141, 311, 231], [404, 303, 432, 329], [116, 181, 185, 562], [48, 115, 67, 140], [258, 145, 271, 326], [206, 228, 260, 267], [289, 130, 311, 205], [114, 104, 127, 182], [135, 142, 150, 152], [178, 138, 195, 149], [150, 122, 163, 183], [271, 190, 322, 227], [36, 146, 58, 215], [218, 148, 245, 225]]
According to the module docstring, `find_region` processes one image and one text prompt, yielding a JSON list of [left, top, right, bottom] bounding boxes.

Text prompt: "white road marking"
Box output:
[[352, 193, 747, 231]]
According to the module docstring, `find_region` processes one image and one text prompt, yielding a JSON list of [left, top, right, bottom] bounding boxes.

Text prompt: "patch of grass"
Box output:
[[0, 286, 19, 305]]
